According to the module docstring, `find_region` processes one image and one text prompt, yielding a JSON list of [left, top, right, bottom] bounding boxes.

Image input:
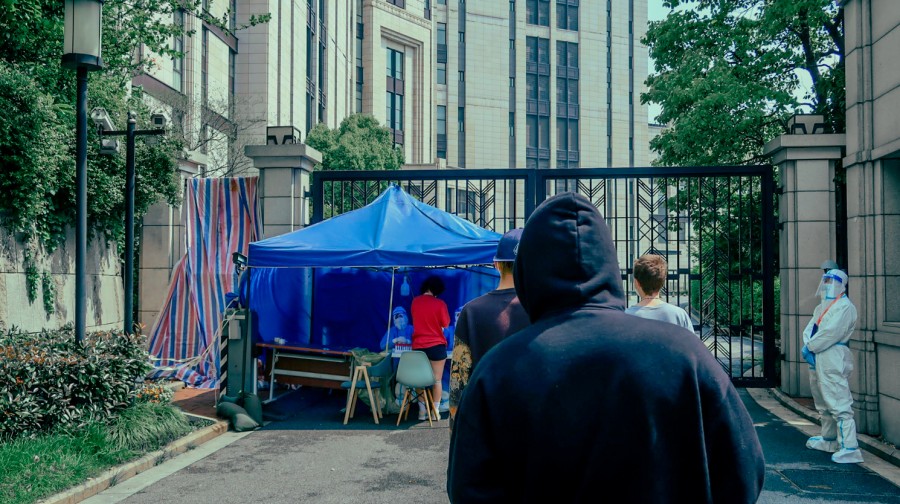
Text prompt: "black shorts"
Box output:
[[419, 344, 447, 362]]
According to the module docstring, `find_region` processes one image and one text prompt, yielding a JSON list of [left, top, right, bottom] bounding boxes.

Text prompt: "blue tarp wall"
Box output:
[[249, 266, 499, 352]]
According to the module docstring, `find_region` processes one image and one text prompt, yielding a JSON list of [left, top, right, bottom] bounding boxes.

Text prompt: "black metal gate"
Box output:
[[312, 166, 777, 387]]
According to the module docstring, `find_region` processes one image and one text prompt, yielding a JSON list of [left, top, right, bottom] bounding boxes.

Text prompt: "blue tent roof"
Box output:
[[248, 185, 502, 268]]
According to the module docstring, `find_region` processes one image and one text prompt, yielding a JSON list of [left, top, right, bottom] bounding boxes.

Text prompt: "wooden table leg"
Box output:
[[361, 366, 379, 425], [342, 367, 360, 425]]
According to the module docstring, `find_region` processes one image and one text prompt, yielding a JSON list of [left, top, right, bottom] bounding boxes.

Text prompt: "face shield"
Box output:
[[815, 269, 848, 300], [393, 311, 408, 330]]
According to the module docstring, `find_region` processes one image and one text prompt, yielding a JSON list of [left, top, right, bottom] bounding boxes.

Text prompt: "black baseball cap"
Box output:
[[493, 228, 523, 262]]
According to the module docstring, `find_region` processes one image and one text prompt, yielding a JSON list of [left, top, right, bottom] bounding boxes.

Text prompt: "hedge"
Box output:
[[0, 326, 151, 440]]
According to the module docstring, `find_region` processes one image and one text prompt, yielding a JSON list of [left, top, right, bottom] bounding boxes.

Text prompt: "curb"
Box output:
[[768, 387, 900, 468], [38, 415, 228, 504]]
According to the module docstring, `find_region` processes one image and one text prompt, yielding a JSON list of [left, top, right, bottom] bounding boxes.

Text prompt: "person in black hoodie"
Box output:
[[447, 192, 765, 503]]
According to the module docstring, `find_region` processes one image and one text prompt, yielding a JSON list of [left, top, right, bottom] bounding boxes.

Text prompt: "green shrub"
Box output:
[[0, 403, 192, 504], [0, 326, 152, 441], [104, 402, 191, 453]]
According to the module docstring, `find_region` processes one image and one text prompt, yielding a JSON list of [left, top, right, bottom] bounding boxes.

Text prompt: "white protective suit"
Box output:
[[802, 269, 862, 464]]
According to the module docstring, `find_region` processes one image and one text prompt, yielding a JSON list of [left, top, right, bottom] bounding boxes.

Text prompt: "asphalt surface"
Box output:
[[93, 387, 900, 504]]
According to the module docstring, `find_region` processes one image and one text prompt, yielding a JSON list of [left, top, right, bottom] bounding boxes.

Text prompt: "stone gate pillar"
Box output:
[[244, 126, 322, 238], [138, 164, 198, 331], [763, 117, 844, 397]]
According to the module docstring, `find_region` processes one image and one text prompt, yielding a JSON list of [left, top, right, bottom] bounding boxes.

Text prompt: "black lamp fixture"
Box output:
[[62, 0, 105, 71], [62, 0, 105, 343]]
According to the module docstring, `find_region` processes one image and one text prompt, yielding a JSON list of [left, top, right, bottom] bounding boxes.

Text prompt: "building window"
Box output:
[[201, 28, 208, 105], [200, 125, 209, 155], [459, 31, 465, 43], [557, 119, 579, 167], [510, 0, 515, 11], [438, 23, 447, 46], [438, 0, 446, 4], [172, 10, 184, 92], [456, 189, 477, 223], [355, 2, 364, 115], [556, 0, 578, 31], [458, 107, 465, 132], [557, 41, 579, 168], [509, 112, 515, 137], [386, 0, 406, 8], [510, 77, 515, 87], [459, 70, 465, 82], [437, 22, 448, 64], [437, 62, 446, 85], [437, 105, 447, 159], [386, 48, 405, 144], [526, 0, 549, 26], [318, 33, 327, 123], [228, 50, 235, 115], [437, 106, 447, 136], [526, 36, 551, 168]]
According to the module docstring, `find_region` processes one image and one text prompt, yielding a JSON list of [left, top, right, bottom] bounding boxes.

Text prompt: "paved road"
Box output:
[[746, 389, 900, 503], [86, 387, 900, 504]]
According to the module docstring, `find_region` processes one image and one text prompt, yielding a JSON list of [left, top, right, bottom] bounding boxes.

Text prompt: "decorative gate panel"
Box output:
[[312, 166, 776, 387]]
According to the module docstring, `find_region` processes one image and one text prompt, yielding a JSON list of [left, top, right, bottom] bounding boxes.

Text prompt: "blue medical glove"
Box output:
[[801, 345, 816, 368]]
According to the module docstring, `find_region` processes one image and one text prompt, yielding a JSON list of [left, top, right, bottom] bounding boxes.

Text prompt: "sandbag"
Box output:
[[241, 392, 264, 425]]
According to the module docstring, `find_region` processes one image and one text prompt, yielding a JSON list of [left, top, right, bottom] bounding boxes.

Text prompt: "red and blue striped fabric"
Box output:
[[148, 177, 260, 388]]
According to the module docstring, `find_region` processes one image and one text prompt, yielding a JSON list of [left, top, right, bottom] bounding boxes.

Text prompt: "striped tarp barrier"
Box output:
[[147, 177, 260, 388]]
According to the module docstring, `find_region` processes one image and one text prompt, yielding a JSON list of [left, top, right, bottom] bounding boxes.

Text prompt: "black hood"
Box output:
[[514, 192, 625, 322]]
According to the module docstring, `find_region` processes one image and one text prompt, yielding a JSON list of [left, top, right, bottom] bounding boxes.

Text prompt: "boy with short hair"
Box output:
[[625, 254, 693, 332]]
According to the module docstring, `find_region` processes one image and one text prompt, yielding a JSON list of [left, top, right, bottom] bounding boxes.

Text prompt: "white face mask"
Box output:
[[393, 314, 408, 331]]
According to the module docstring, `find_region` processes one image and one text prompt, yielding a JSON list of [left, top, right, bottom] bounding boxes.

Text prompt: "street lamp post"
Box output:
[[62, 0, 105, 343], [93, 110, 166, 334]]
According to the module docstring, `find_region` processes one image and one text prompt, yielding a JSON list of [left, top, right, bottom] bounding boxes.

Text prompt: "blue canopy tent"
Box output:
[[247, 185, 502, 353]]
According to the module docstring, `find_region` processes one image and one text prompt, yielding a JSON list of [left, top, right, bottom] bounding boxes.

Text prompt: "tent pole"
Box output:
[[386, 267, 396, 353]]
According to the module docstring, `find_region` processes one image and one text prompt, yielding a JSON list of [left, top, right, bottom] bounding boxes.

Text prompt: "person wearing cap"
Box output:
[[802, 268, 863, 463], [449, 228, 530, 425]]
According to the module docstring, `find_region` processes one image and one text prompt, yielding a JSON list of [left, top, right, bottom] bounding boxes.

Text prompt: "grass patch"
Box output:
[[0, 403, 192, 504]]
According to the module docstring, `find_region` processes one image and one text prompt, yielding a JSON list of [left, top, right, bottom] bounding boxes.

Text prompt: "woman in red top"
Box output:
[[411, 275, 451, 420]]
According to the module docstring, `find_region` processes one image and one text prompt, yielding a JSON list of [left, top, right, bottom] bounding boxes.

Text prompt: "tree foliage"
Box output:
[[0, 0, 271, 316], [0, 0, 270, 241], [306, 114, 405, 172], [642, 1, 842, 337], [643, 0, 844, 166]]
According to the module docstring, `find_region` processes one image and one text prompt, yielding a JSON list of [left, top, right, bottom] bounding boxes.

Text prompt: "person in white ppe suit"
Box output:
[[802, 269, 863, 464]]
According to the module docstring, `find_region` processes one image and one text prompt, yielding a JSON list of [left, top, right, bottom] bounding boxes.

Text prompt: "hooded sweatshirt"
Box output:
[[447, 192, 764, 503]]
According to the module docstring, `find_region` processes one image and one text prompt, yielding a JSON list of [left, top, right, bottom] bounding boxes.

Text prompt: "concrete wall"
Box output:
[[843, 0, 900, 445], [0, 227, 123, 333]]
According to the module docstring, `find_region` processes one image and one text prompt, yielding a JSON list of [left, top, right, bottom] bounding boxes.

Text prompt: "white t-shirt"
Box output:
[[625, 302, 695, 334]]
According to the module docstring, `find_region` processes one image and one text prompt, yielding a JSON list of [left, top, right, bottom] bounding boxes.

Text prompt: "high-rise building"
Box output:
[[134, 0, 647, 174], [431, 0, 648, 169], [344, 0, 649, 168], [137, 0, 649, 327]]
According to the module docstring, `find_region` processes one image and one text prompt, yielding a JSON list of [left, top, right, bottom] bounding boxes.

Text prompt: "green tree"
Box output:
[[643, 0, 844, 166], [642, 1, 842, 339], [305, 114, 406, 219], [306, 114, 405, 171]]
